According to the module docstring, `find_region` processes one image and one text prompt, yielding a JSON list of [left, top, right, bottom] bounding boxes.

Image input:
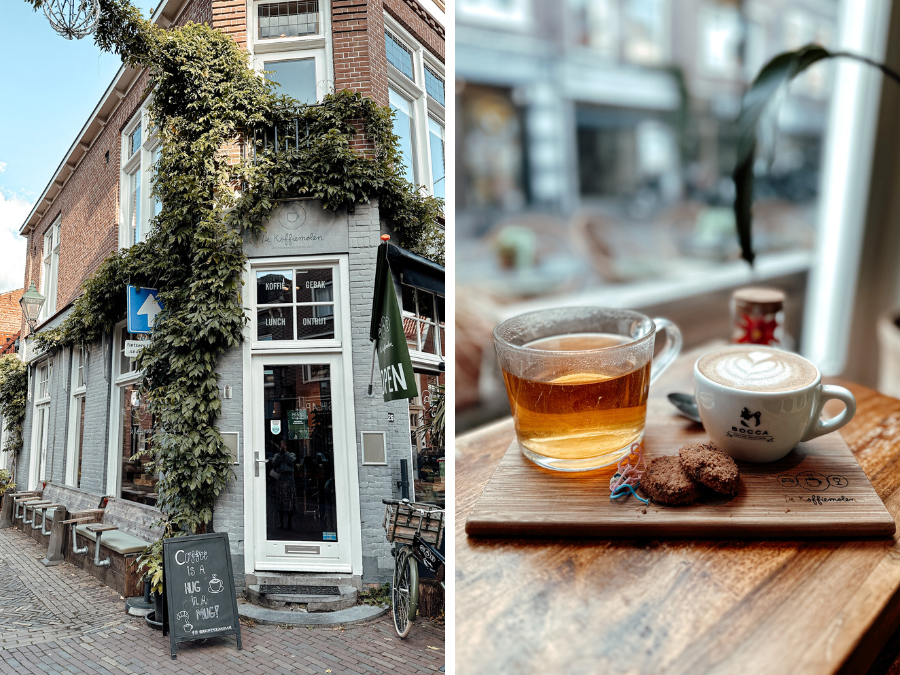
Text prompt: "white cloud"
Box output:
[[0, 162, 7, 173], [0, 190, 31, 293]]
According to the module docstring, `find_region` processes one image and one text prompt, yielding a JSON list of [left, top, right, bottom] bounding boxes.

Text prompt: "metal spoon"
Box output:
[[667, 392, 702, 424]]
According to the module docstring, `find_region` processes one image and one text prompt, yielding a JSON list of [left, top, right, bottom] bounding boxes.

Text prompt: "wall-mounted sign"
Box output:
[[124, 339, 147, 358], [243, 200, 349, 258], [127, 286, 163, 334]]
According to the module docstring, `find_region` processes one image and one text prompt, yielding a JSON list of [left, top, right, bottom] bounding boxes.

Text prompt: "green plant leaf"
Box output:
[[733, 44, 832, 266]]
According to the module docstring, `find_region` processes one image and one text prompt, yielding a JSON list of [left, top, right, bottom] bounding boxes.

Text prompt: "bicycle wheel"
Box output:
[[392, 546, 419, 638]]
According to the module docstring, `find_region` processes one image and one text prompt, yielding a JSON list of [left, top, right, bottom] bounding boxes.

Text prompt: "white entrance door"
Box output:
[[30, 405, 50, 489], [250, 353, 353, 571]]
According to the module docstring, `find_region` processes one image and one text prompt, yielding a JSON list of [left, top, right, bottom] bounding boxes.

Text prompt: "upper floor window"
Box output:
[[37, 361, 50, 401], [121, 103, 160, 249], [41, 219, 60, 319], [265, 57, 318, 104], [401, 285, 444, 358], [384, 23, 445, 201], [258, 0, 319, 39]]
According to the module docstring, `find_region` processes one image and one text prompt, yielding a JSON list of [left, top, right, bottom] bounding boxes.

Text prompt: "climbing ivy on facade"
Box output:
[[0, 355, 27, 457], [25, 0, 444, 534]]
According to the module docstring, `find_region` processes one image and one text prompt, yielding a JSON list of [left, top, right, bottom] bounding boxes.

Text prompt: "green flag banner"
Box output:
[[370, 243, 418, 401]]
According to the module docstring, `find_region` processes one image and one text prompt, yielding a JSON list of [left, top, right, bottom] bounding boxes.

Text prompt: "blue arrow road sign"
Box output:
[[127, 286, 163, 334]]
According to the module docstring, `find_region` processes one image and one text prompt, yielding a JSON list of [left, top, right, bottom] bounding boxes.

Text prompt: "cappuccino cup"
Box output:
[[694, 346, 856, 463]]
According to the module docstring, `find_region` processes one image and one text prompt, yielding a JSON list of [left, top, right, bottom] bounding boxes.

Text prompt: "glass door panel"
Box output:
[[263, 364, 337, 543]]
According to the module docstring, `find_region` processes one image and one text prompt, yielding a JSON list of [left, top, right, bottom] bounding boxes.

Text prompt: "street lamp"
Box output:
[[19, 281, 46, 336]]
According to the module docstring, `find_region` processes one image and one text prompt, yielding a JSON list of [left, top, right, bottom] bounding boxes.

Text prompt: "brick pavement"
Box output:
[[0, 528, 445, 674]]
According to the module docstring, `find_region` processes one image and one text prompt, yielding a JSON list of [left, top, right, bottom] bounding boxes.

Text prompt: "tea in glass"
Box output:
[[493, 309, 681, 471]]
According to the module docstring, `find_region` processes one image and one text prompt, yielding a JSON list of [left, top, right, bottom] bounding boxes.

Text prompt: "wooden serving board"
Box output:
[[465, 397, 896, 538]]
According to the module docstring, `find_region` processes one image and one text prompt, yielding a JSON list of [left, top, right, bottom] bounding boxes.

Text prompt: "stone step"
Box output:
[[246, 571, 361, 592], [238, 600, 386, 626], [245, 584, 358, 612]]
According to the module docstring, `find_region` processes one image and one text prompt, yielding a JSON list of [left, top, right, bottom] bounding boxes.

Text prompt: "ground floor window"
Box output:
[[119, 383, 157, 506], [73, 396, 85, 488], [410, 372, 445, 508]]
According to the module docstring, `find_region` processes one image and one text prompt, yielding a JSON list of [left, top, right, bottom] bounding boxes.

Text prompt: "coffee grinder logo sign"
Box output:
[[279, 202, 306, 230], [726, 406, 774, 442], [378, 315, 393, 353]]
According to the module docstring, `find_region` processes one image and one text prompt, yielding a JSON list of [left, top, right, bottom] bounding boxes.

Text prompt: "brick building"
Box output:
[[14, 0, 445, 594], [0, 289, 24, 355]]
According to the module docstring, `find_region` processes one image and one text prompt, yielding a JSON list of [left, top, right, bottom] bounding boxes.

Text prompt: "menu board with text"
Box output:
[[162, 533, 242, 659]]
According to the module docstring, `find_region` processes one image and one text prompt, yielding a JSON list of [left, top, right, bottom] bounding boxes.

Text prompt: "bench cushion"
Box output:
[[74, 525, 149, 555]]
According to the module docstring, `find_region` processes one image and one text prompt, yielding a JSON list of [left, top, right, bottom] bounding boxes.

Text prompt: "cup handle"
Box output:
[[649, 318, 682, 386], [800, 385, 857, 442]]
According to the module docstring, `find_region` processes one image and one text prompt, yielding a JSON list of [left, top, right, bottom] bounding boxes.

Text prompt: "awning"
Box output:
[[387, 245, 445, 295]]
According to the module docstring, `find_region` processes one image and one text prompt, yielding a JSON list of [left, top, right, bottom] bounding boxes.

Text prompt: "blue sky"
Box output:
[[0, 0, 158, 292]]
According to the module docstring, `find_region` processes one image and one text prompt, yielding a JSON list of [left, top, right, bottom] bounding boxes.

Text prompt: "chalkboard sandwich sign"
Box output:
[[162, 532, 242, 659]]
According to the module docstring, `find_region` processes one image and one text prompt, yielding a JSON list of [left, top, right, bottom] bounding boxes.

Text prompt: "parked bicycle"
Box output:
[[382, 498, 445, 638]]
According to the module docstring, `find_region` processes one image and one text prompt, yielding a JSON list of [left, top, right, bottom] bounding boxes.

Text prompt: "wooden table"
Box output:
[[456, 350, 900, 675]]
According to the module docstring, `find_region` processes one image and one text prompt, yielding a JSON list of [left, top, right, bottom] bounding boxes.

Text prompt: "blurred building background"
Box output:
[[456, 0, 900, 430]]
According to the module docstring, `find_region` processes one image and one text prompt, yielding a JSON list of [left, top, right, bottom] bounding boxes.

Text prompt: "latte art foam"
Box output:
[[698, 347, 818, 392]]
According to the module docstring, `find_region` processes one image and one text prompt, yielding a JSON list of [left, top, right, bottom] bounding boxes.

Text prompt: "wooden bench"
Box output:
[[64, 498, 164, 597], [14, 484, 104, 545]]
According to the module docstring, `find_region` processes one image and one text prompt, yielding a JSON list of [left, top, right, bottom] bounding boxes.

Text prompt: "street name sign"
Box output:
[[127, 286, 164, 334], [162, 532, 242, 659], [124, 340, 147, 358]]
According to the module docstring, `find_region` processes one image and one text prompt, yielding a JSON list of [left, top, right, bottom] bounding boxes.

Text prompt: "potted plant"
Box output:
[[0, 469, 15, 497], [132, 523, 182, 629]]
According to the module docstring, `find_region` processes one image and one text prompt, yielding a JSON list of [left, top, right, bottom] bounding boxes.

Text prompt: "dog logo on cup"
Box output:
[[727, 407, 773, 442]]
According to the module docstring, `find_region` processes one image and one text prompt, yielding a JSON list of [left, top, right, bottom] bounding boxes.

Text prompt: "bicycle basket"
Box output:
[[383, 501, 444, 548]]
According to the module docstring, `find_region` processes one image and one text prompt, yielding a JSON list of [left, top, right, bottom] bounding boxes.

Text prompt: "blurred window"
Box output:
[[622, 0, 668, 65], [257, 1, 319, 40], [386, 32, 414, 80], [459, 84, 527, 210], [459, 0, 530, 23], [699, 4, 741, 76], [568, 0, 618, 58]]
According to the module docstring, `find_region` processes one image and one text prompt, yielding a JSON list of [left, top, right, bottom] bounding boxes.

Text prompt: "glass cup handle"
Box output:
[[649, 318, 682, 386]]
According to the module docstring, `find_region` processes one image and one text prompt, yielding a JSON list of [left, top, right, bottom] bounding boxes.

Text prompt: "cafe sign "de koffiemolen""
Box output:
[[242, 199, 350, 258]]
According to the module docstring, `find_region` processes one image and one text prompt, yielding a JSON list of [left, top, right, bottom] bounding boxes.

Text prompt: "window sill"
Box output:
[[253, 35, 326, 54]]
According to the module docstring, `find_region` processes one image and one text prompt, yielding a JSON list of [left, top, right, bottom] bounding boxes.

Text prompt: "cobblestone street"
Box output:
[[0, 528, 444, 674]]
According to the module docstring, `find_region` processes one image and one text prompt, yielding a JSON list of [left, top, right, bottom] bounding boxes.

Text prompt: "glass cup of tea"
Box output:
[[493, 307, 682, 471]]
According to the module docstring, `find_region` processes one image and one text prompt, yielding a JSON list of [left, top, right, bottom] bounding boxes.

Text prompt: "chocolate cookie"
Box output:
[[679, 442, 740, 497], [642, 456, 701, 506]]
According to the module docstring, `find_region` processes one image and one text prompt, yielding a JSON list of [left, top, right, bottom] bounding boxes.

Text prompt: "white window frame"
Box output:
[[106, 321, 144, 497], [29, 357, 52, 490], [120, 102, 160, 250], [400, 283, 444, 370], [65, 345, 88, 487], [384, 16, 445, 199], [249, 255, 346, 351], [249, 0, 334, 104], [41, 218, 61, 319]]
